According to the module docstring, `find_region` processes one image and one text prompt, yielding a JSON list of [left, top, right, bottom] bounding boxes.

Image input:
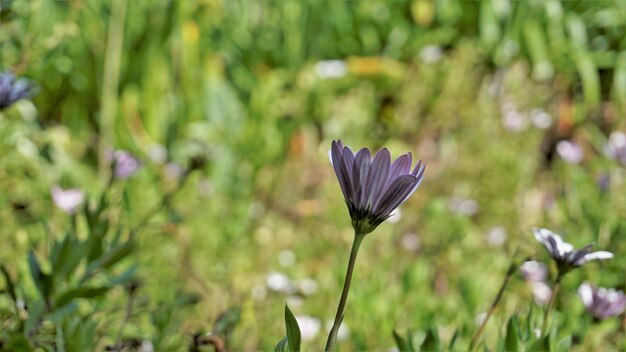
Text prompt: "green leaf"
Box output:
[[86, 240, 135, 275], [504, 316, 520, 351], [284, 304, 301, 352], [556, 335, 571, 352], [448, 329, 459, 351], [28, 249, 53, 300], [5, 334, 33, 351], [421, 326, 440, 352], [52, 234, 84, 281], [55, 286, 110, 309], [1, 264, 17, 302], [393, 329, 413, 352], [527, 335, 550, 352], [274, 336, 289, 352], [213, 307, 240, 337]]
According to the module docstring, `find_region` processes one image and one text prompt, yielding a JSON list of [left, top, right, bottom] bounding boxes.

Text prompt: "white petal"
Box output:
[[578, 282, 593, 307], [582, 251, 613, 262]]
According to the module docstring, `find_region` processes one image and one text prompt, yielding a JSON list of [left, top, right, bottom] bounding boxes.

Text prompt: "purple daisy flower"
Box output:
[[329, 140, 425, 235], [0, 72, 33, 110], [578, 282, 626, 320], [533, 228, 613, 275]]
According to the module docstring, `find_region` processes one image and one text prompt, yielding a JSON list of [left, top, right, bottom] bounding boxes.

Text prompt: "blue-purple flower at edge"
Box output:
[[330, 140, 425, 235], [0, 72, 33, 110]]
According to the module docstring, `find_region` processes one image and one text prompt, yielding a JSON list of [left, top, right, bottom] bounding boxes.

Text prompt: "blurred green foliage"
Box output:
[[1, 0, 625, 350]]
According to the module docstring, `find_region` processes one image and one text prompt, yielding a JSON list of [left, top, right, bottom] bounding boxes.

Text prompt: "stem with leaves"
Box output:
[[325, 232, 365, 351]]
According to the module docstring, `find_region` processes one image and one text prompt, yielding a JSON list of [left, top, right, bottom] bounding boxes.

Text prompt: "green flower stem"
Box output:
[[469, 260, 517, 351], [325, 232, 365, 351], [541, 276, 562, 335]]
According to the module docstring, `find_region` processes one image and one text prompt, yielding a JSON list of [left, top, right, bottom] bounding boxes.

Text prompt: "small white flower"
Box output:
[[315, 60, 347, 79], [296, 315, 321, 341], [530, 109, 552, 129], [297, 278, 318, 296], [556, 140, 583, 164], [532, 228, 613, 274], [51, 186, 85, 214], [532, 282, 552, 305], [486, 226, 507, 246], [266, 271, 293, 293], [420, 45, 443, 64], [519, 261, 548, 283]]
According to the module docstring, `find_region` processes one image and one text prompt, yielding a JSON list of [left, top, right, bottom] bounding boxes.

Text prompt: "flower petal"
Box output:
[[387, 153, 412, 187], [578, 282, 593, 307], [331, 141, 353, 203], [373, 174, 418, 217], [352, 148, 371, 209], [365, 148, 391, 209], [582, 251, 614, 262]]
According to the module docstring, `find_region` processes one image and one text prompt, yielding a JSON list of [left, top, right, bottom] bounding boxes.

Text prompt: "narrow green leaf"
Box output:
[[274, 336, 289, 352], [448, 329, 459, 351], [612, 52, 626, 107], [52, 234, 84, 281], [556, 335, 571, 352], [504, 316, 520, 351], [284, 304, 301, 352], [1, 264, 17, 302], [28, 249, 53, 299], [55, 286, 110, 309], [393, 329, 412, 352], [575, 51, 601, 109], [527, 335, 550, 352], [421, 326, 440, 352], [86, 240, 135, 275]]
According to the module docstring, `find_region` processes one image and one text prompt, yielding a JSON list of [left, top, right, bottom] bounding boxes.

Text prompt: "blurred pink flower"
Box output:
[[51, 186, 85, 214]]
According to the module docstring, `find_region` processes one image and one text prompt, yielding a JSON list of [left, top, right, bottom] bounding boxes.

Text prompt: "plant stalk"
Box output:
[[541, 276, 561, 335], [325, 232, 365, 351], [469, 260, 517, 351]]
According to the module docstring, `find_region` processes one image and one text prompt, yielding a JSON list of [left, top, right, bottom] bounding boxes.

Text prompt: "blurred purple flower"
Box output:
[[0, 72, 33, 110], [111, 150, 140, 179], [578, 282, 626, 320], [329, 140, 425, 235], [556, 140, 583, 164], [519, 260, 548, 283], [51, 186, 85, 214], [533, 228, 613, 275], [605, 131, 626, 166]]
